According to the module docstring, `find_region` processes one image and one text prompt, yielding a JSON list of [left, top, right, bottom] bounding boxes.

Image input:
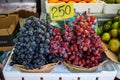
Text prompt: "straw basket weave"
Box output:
[[63, 60, 108, 72], [14, 63, 57, 73]]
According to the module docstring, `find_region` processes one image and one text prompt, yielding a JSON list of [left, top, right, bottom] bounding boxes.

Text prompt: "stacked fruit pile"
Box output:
[[50, 15, 104, 68], [97, 15, 120, 61], [103, 0, 120, 4], [10, 15, 104, 71], [10, 17, 63, 70], [48, 0, 96, 3]]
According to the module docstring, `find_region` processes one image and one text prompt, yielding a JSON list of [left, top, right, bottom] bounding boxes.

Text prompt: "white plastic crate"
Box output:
[[112, 62, 120, 79], [3, 50, 117, 80], [45, 0, 104, 13], [103, 4, 120, 14]]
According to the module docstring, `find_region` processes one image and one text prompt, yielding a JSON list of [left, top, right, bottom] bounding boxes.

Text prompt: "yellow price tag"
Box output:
[[50, 3, 74, 21]]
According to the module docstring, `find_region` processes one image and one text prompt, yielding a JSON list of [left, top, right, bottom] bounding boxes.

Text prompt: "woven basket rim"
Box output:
[[14, 63, 57, 73], [63, 60, 108, 72]]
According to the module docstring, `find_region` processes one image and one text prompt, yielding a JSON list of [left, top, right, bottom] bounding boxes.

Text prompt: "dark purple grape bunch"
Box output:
[[10, 16, 63, 70]]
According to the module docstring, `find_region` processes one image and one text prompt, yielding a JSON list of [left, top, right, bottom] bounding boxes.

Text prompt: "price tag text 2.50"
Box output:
[[50, 3, 74, 21]]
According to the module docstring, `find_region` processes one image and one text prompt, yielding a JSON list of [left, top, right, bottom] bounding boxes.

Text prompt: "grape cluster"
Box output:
[[74, 25, 103, 68], [50, 28, 62, 55], [10, 16, 63, 70], [50, 15, 104, 68]]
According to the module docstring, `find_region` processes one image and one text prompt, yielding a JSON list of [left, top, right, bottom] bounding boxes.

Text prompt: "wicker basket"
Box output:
[[63, 60, 108, 72], [102, 42, 120, 63], [14, 63, 57, 73]]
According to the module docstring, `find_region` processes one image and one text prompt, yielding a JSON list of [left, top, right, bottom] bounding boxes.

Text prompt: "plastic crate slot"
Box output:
[[96, 77, 99, 80], [40, 77, 43, 80], [22, 77, 24, 80], [59, 77, 62, 80], [77, 77, 80, 80], [88, 8, 91, 14]]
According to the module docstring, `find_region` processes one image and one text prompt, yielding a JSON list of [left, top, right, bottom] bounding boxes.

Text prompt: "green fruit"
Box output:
[[116, 50, 120, 55], [109, 29, 118, 38], [118, 54, 120, 62], [111, 22, 119, 29], [108, 38, 120, 52], [106, 20, 113, 25], [116, 0, 120, 4], [97, 26, 103, 36], [118, 29, 120, 39], [119, 18, 120, 28], [118, 29, 120, 35], [101, 33, 111, 42], [103, 24, 111, 31], [104, 0, 115, 3], [113, 15, 120, 22]]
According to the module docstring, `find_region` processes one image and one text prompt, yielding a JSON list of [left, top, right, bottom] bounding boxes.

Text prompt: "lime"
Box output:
[[108, 38, 120, 52], [116, 0, 120, 3], [97, 26, 103, 36], [113, 15, 120, 22], [118, 29, 120, 39], [116, 50, 120, 55], [111, 22, 119, 29], [109, 29, 118, 38], [101, 32, 111, 42], [106, 20, 113, 25], [118, 53, 120, 62], [118, 29, 120, 35], [104, 0, 115, 3], [103, 24, 111, 32], [119, 17, 120, 28]]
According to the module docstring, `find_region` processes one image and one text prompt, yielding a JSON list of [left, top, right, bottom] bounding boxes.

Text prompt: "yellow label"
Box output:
[[50, 3, 74, 21]]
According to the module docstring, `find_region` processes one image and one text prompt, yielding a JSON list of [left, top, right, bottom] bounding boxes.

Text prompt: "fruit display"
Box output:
[[10, 16, 63, 70], [97, 15, 120, 61], [103, 0, 120, 4], [48, 0, 96, 3], [50, 14, 104, 68]]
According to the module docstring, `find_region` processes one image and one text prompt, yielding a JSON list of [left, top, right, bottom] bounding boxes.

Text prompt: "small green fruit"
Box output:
[[118, 29, 120, 39], [97, 26, 103, 36], [111, 22, 119, 29], [109, 29, 118, 38], [101, 32, 111, 42], [118, 54, 120, 62], [106, 20, 113, 25], [104, 0, 115, 3], [116, 0, 120, 4], [113, 15, 120, 22], [108, 38, 120, 52], [103, 24, 111, 32]]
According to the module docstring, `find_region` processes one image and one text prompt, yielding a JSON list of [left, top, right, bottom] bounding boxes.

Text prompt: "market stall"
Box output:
[[0, 0, 120, 80]]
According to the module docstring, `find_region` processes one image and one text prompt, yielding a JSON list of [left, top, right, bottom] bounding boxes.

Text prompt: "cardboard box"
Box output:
[[0, 22, 20, 47], [0, 15, 19, 48], [0, 46, 13, 51], [0, 15, 19, 36]]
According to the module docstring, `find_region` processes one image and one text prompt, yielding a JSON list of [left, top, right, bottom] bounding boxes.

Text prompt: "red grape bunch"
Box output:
[[50, 15, 104, 68]]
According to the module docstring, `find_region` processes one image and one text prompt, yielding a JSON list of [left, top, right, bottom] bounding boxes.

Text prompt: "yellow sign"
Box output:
[[50, 3, 74, 21]]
